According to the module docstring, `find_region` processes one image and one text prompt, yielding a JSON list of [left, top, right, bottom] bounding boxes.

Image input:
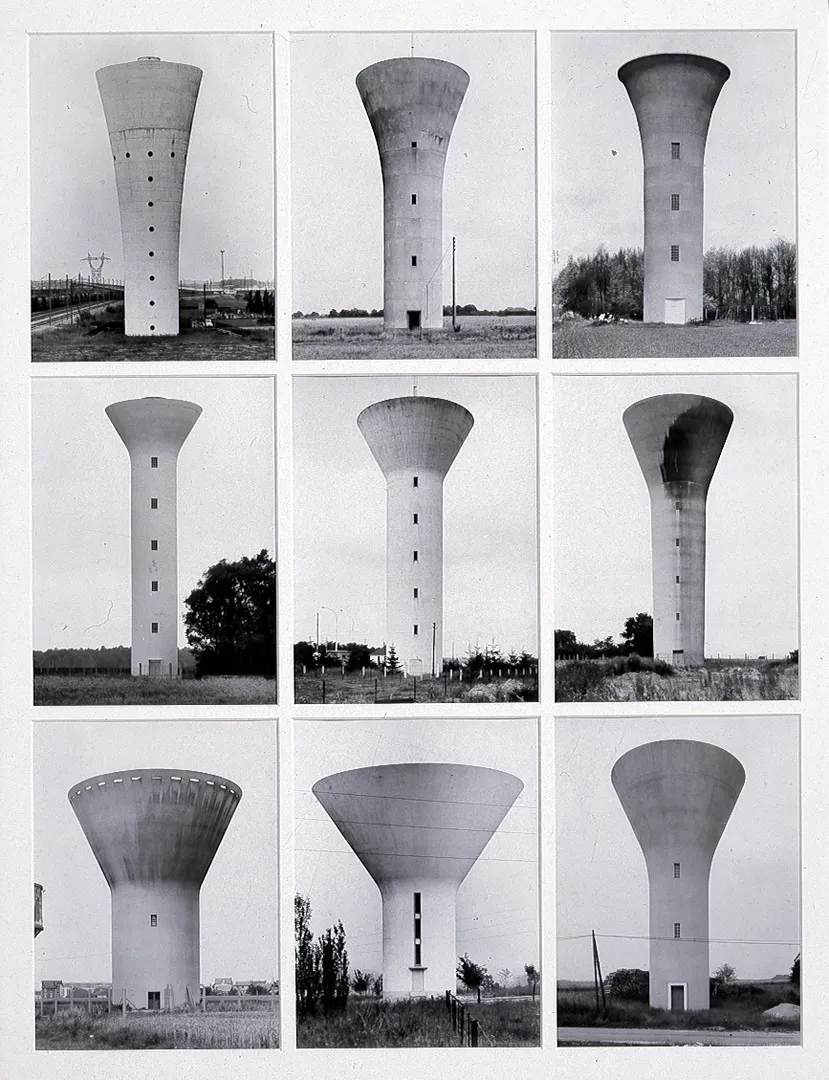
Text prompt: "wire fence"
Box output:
[[445, 991, 497, 1047]]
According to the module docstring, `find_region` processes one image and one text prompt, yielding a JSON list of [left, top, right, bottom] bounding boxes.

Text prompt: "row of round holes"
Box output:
[[71, 776, 238, 797], [119, 152, 176, 158]]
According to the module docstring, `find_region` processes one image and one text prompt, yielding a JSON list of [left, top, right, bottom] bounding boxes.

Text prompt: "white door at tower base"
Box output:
[[407, 658, 423, 677], [411, 968, 425, 996], [664, 298, 686, 324], [148, 659, 162, 677]]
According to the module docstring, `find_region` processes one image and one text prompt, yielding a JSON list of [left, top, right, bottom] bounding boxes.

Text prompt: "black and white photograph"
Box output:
[[33, 720, 278, 1049], [291, 32, 536, 360], [556, 715, 800, 1047], [293, 375, 538, 704], [295, 718, 539, 1047], [554, 373, 798, 701], [32, 377, 276, 706], [551, 30, 796, 358], [30, 33, 275, 361]]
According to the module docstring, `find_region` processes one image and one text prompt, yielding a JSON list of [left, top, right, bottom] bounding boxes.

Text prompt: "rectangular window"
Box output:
[[413, 476, 418, 487], [151, 539, 158, 551], [675, 575, 680, 584], [411, 193, 417, 204], [150, 497, 158, 509], [674, 862, 681, 879], [413, 550, 418, 562], [674, 923, 681, 938], [413, 624, 418, 636], [151, 622, 159, 634], [671, 245, 680, 262], [675, 538, 680, 547], [675, 500, 681, 510], [411, 255, 417, 267], [676, 612, 681, 621], [671, 141, 680, 159], [413, 588, 418, 599], [671, 193, 680, 211], [150, 914, 158, 926], [413, 513, 418, 525], [151, 580, 158, 592], [150, 456, 158, 468]]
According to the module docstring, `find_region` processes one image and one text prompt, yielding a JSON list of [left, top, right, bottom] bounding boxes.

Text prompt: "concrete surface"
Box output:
[[69, 768, 241, 1008], [619, 54, 729, 323], [313, 762, 522, 998], [612, 740, 745, 1010], [357, 58, 468, 330], [623, 394, 733, 666], [97, 58, 202, 336], [106, 397, 202, 677], [358, 396, 473, 674]]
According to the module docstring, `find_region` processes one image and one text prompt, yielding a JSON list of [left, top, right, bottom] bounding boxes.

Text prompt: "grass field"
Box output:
[[293, 316, 536, 359], [553, 318, 796, 358], [34, 674, 276, 706], [295, 672, 538, 705], [35, 1007, 279, 1050], [297, 996, 540, 1048], [32, 325, 273, 362], [557, 985, 799, 1032], [555, 656, 798, 702]]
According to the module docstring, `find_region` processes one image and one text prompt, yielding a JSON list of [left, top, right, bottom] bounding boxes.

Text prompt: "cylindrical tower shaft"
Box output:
[[612, 740, 744, 1010], [97, 57, 202, 336], [623, 394, 732, 666], [357, 397, 474, 675], [357, 58, 469, 330], [619, 54, 730, 324], [69, 769, 241, 1008], [106, 397, 202, 677], [313, 763, 522, 998]]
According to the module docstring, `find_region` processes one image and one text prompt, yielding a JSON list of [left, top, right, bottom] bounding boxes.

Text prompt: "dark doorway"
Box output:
[[407, 310, 421, 330], [669, 984, 685, 1012], [148, 991, 161, 1010]]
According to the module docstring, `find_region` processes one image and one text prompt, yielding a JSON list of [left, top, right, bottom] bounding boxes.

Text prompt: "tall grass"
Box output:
[[555, 657, 798, 702], [32, 325, 271, 363], [294, 672, 538, 705], [34, 674, 276, 706], [35, 1007, 279, 1050], [293, 318, 536, 360], [297, 996, 540, 1048], [552, 319, 796, 359]]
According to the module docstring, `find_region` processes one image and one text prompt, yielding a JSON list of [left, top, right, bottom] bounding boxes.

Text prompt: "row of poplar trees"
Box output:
[[554, 238, 796, 322], [295, 895, 350, 1018]]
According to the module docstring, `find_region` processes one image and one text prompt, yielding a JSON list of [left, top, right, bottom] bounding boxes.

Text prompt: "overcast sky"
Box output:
[[30, 33, 274, 284], [295, 719, 538, 983], [554, 374, 798, 658], [34, 720, 276, 987], [293, 375, 538, 658], [291, 32, 535, 313], [551, 31, 796, 265], [556, 715, 800, 982], [33, 377, 274, 652]]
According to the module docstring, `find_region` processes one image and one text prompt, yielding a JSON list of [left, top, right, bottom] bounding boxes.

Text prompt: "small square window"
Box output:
[[671, 142, 680, 159], [411, 193, 417, 204], [674, 862, 681, 879], [150, 497, 158, 509], [674, 922, 681, 938], [413, 513, 418, 525], [411, 255, 417, 267], [151, 540, 158, 551], [413, 476, 418, 488], [151, 580, 158, 592], [413, 587, 418, 599], [150, 914, 158, 926], [413, 551, 418, 562], [413, 624, 419, 635], [411, 141, 417, 148], [150, 456, 158, 468], [671, 193, 680, 211], [671, 245, 680, 262], [151, 622, 159, 634]]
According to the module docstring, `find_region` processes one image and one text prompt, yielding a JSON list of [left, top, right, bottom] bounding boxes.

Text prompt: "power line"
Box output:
[[558, 932, 800, 946], [300, 787, 536, 810], [297, 815, 536, 836], [296, 847, 536, 864]]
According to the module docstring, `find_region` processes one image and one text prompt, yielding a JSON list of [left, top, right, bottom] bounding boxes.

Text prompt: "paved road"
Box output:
[[31, 301, 113, 333], [558, 1026, 800, 1046]]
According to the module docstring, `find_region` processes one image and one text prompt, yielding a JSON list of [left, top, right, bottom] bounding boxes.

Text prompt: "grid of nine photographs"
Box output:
[[1, 5, 826, 1079]]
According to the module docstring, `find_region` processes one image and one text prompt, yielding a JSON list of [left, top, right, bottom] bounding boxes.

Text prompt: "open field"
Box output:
[[35, 1007, 278, 1050], [558, 1026, 800, 1046], [293, 315, 536, 359], [295, 672, 538, 705], [32, 325, 273, 363], [34, 674, 276, 706], [297, 996, 540, 1048], [557, 985, 799, 1040], [555, 656, 798, 702], [553, 318, 796, 358]]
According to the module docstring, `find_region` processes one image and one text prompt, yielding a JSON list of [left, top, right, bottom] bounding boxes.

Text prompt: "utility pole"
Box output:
[[431, 622, 437, 678], [220, 250, 225, 291], [451, 236, 457, 331], [591, 931, 607, 1018]]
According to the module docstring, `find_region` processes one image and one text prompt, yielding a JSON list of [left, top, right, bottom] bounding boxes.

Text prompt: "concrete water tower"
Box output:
[[618, 54, 730, 324], [612, 740, 744, 1011], [69, 769, 241, 1009], [357, 396, 473, 675], [313, 763, 523, 998], [106, 397, 202, 677], [97, 57, 202, 336], [357, 58, 469, 330], [623, 394, 732, 666]]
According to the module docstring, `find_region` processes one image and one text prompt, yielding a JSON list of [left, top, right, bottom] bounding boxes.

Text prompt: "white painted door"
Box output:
[[664, 298, 686, 324]]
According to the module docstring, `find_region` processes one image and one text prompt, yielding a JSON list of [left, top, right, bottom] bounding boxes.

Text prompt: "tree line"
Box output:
[[294, 640, 537, 675], [554, 238, 796, 322], [555, 614, 654, 659], [292, 304, 535, 319], [243, 290, 275, 318]]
